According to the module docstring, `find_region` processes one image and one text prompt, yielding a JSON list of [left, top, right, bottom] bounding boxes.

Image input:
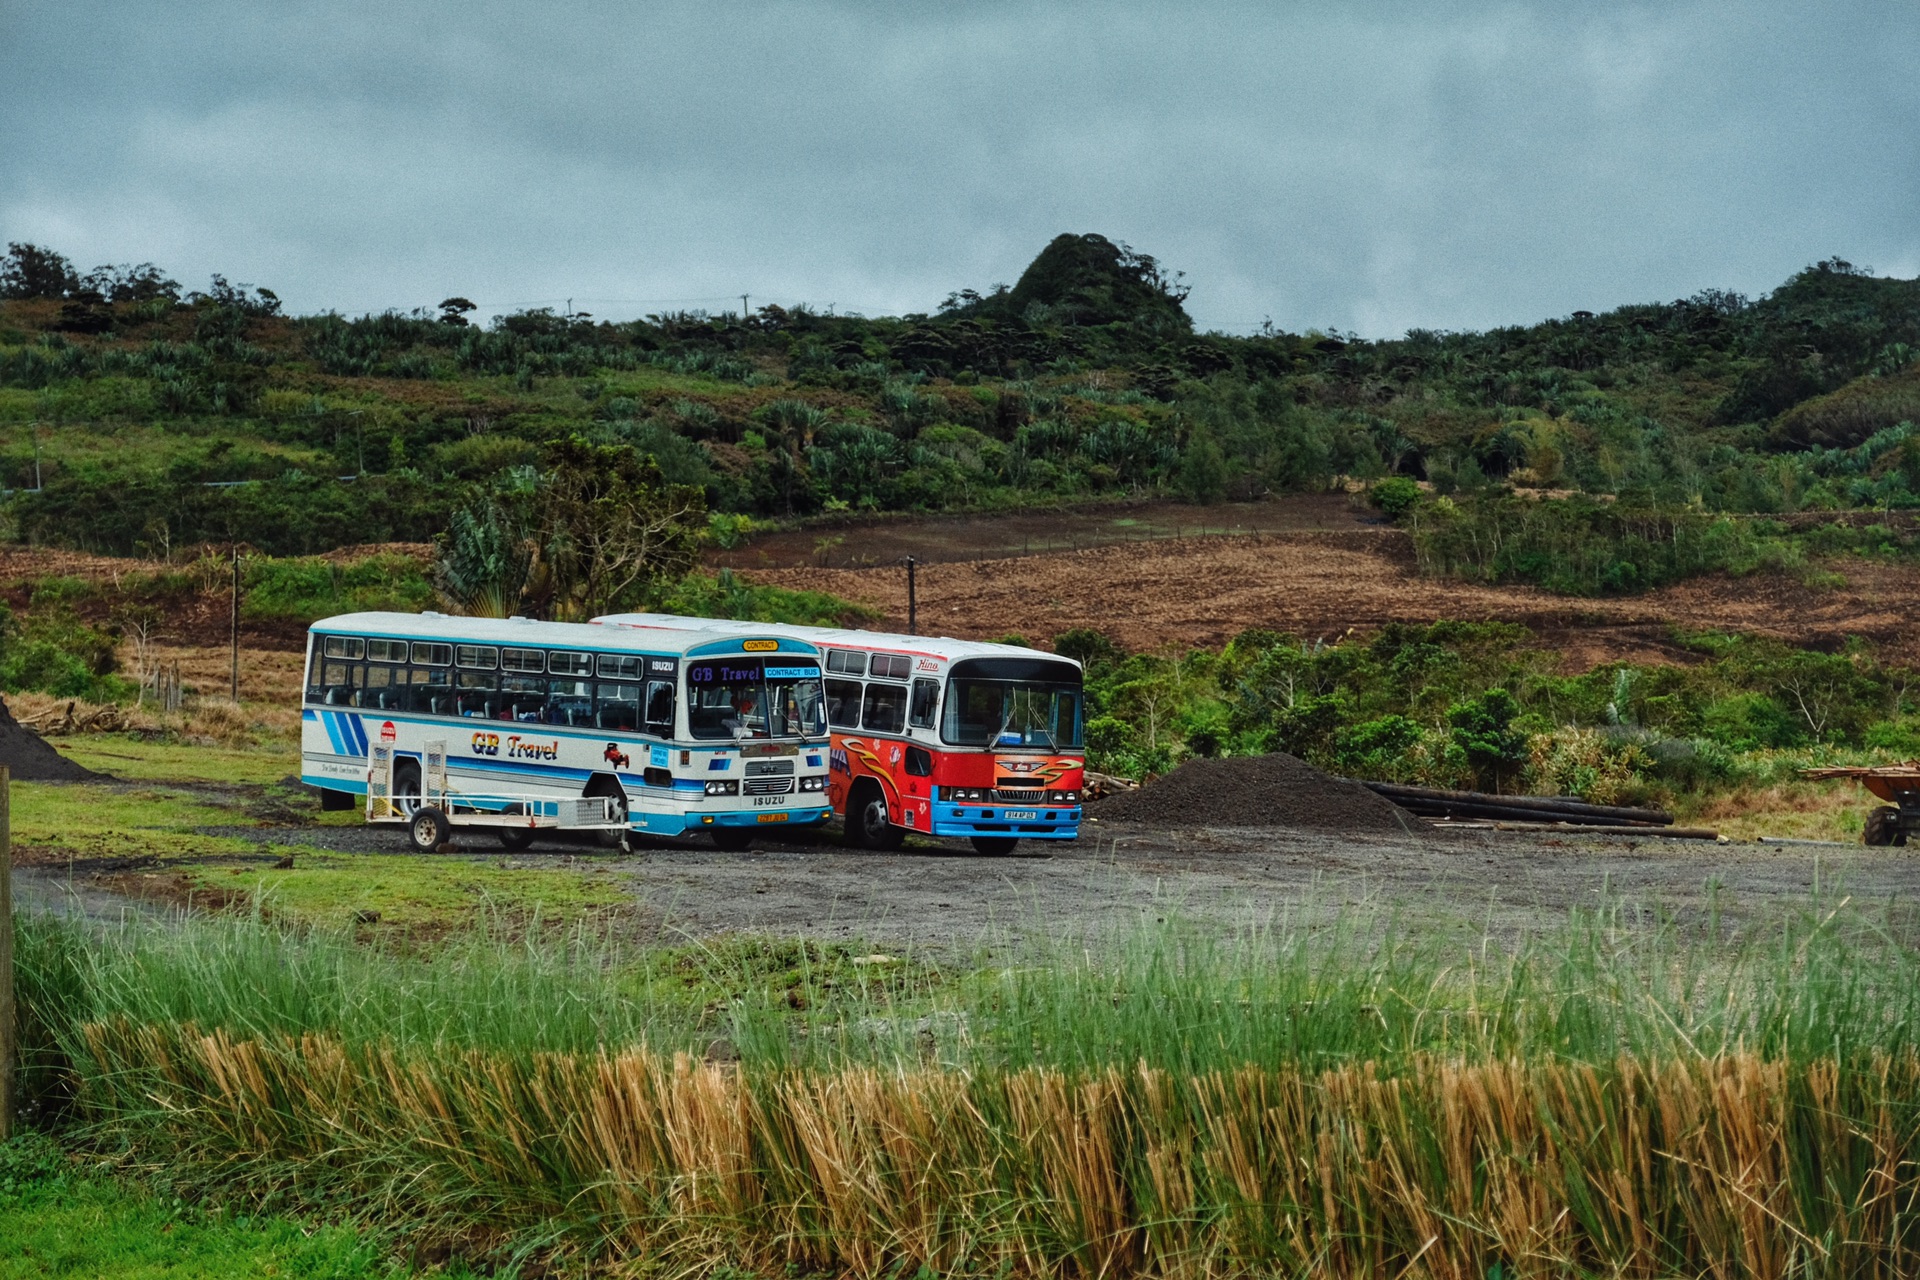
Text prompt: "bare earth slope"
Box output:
[[741, 522, 1920, 666]]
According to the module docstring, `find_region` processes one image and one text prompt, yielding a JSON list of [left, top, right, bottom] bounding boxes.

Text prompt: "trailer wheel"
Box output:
[[711, 827, 754, 851], [970, 836, 1018, 856], [845, 782, 904, 851], [1865, 806, 1906, 847], [408, 806, 451, 853], [497, 826, 534, 851]]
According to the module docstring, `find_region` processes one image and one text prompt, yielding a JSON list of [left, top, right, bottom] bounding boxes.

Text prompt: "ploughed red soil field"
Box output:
[[724, 497, 1920, 667], [2, 499, 1913, 668]]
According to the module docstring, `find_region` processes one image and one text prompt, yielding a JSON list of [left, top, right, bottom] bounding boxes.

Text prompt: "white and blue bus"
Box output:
[[301, 611, 831, 851]]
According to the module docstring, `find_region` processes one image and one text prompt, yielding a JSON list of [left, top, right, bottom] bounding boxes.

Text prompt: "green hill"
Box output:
[[4, 240, 1920, 573]]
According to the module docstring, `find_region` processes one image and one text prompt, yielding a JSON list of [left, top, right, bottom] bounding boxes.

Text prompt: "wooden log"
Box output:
[[1385, 797, 1665, 827], [1362, 780, 1671, 826]]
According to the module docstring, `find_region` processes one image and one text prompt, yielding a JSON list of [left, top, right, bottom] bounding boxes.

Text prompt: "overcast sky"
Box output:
[[4, 2, 1916, 336]]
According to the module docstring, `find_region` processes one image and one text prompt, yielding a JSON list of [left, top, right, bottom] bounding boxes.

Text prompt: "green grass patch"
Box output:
[[196, 852, 633, 934], [650, 567, 878, 627], [49, 738, 297, 786], [0, 1134, 403, 1279], [242, 553, 433, 621], [12, 781, 260, 859]]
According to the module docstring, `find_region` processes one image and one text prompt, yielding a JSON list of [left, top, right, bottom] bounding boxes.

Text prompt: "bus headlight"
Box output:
[[705, 780, 739, 796], [942, 787, 988, 802], [1055, 789, 1080, 803], [799, 776, 827, 792]]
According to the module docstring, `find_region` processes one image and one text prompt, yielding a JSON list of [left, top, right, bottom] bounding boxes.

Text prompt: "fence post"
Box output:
[[1, 764, 13, 1141], [230, 544, 242, 704]]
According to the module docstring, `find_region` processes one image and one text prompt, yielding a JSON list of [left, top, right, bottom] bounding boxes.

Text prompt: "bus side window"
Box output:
[[597, 682, 640, 732], [826, 649, 866, 676], [358, 664, 401, 710], [909, 678, 939, 729], [643, 680, 675, 737], [546, 678, 593, 726], [404, 667, 452, 715], [825, 678, 862, 729], [904, 745, 933, 776], [456, 671, 496, 717], [502, 675, 547, 721], [322, 662, 360, 705], [862, 683, 906, 734]]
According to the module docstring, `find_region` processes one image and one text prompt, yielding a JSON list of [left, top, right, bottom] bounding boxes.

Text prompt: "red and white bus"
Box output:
[[596, 614, 1084, 854]]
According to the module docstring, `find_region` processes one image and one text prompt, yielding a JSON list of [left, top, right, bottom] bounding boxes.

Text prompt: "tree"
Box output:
[[0, 243, 77, 299], [434, 440, 706, 619], [535, 437, 706, 618], [79, 262, 180, 303], [758, 399, 827, 515], [432, 495, 536, 617], [438, 297, 477, 326], [1448, 688, 1529, 792], [1176, 425, 1228, 504]]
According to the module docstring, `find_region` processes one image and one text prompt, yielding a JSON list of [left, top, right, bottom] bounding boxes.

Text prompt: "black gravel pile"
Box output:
[[0, 695, 104, 782], [1092, 753, 1409, 832]]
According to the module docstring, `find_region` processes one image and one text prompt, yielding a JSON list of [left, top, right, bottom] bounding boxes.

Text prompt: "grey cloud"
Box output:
[[3, 1, 1915, 335]]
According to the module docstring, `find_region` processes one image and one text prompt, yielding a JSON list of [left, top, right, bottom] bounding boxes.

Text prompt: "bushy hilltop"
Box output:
[[3, 234, 1920, 566]]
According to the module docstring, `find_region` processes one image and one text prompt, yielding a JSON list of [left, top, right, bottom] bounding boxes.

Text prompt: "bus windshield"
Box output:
[[942, 679, 1083, 749], [685, 658, 826, 740]]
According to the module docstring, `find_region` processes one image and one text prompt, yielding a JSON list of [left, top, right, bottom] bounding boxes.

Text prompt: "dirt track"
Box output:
[[81, 815, 1912, 950]]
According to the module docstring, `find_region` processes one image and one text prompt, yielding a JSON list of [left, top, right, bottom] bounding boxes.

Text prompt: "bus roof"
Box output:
[[310, 611, 822, 660], [593, 613, 1080, 671]]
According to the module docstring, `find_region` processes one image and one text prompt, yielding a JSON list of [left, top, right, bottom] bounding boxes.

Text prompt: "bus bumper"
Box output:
[[629, 806, 833, 835], [931, 807, 1082, 840]]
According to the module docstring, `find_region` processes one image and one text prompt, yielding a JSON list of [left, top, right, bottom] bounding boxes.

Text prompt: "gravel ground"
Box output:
[[171, 814, 1920, 949]]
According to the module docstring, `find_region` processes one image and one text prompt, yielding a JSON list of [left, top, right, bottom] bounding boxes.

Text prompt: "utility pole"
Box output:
[[904, 556, 917, 635], [741, 294, 750, 322], [1, 765, 13, 1141], [229, 545, 242, 703]]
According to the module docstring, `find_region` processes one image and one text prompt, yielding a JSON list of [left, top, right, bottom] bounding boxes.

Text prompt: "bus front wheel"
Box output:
[[497, 826, 535, 851], [970, 836, 1018, 856], [846, 785, 904, 851]]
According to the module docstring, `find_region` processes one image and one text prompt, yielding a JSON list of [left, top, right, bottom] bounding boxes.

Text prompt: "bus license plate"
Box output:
[[1003, 809, 1038, 819], [756, 812, 789, 823]]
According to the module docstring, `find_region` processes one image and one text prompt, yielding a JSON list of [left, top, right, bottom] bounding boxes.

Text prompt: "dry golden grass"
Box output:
[[1678, 779, 1869, 843], [74, 1020, 1920, 1279], [9, 688, 298, 749], [132, 642, 305, 708]]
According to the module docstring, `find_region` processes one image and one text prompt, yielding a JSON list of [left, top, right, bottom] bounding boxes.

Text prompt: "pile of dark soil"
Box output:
[[0, 695, 105, 782], [1092, 753, 1409, 833]]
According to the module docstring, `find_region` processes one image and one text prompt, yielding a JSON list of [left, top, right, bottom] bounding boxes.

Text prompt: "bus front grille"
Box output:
[[746, 777, 796, 796], [994, 788, 1048, 803]]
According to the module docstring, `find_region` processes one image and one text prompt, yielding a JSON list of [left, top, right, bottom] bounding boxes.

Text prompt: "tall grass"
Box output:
[[18, 894, 1920, 1275]]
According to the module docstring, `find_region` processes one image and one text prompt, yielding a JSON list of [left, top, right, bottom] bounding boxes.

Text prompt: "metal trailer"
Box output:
[[366, 740, 631, 852], [1801, 764, 1920, 846]]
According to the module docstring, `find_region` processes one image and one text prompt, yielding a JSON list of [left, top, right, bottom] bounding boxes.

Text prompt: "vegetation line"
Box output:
[[15, 895, 1920, 1272]]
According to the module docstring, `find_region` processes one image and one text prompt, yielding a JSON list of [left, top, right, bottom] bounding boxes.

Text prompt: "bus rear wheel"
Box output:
[[583, 775, 630, 848], [845, 785, 904, 851], [711, 827, 754, 851], [392, 762, 422, 817], [970, 836, 1018, 856]]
